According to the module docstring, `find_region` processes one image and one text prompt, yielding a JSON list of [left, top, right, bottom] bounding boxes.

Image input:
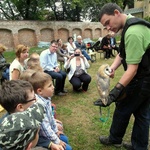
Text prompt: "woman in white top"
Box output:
[[9, 44, 29, 80], [67, 37, 76, 55], [64, 48, 91, 92]]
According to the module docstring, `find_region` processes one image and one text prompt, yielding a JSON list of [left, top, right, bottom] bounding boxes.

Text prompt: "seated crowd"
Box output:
[[0, 33, 118, 149], [0, 35, 93, 150]]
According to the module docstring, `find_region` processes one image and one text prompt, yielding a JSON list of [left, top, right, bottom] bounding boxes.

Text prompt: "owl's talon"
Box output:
[[94, 99, 105, 106]]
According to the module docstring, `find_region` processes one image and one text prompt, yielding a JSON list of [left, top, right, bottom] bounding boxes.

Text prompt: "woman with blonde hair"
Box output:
[[9, 44, 29, 80]]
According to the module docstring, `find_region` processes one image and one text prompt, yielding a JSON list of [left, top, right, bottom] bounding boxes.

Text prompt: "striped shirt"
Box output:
[[36, 95, 60, 144]]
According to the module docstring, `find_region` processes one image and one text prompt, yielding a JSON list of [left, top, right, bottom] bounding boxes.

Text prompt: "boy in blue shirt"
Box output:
[[28, 71, 72, 150]]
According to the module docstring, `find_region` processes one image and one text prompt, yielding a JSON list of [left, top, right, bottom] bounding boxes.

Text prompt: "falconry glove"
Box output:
[[109, 82, 125, 101], [94, 82, 125, 107]]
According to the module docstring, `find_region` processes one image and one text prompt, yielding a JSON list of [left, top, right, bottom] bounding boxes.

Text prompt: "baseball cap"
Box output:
[[0, 102, 45, 150]]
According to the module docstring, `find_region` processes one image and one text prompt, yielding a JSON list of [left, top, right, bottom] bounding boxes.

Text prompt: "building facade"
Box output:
[[124, 0, 150, 18]]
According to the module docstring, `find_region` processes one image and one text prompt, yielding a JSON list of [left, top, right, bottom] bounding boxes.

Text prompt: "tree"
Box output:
[[0, 0, 48, 20], [123, 0, 134, 9], [0, 0, 135, 21], [45, 0, 83, 21]]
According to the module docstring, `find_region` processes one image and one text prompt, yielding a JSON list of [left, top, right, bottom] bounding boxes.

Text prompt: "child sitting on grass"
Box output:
[[28, 71, 72, 150], [0, 80, 64, 150], [0, 102, 46, 150], [20, 69, 57, 119]]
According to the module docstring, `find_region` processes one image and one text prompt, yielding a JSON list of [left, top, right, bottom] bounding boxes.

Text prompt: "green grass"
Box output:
[[3, 47, 46, 61], [0, 50, 144, 150]]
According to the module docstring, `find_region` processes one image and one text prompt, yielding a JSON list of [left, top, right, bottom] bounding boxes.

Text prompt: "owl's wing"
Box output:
[[97, 75, 110, 105]]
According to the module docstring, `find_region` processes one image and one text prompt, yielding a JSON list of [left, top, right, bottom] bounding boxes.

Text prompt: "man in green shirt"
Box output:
[[97, 3, 150, 150]]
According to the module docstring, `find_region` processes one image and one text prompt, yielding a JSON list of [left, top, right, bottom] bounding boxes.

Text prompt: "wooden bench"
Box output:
[[97, 50, 105, 59]]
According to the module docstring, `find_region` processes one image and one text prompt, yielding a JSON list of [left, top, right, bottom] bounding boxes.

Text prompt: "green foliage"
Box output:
[[144, 16, 150, 22], [3, 47, 45, 62], [0, 0, 48, 20], [122, 0, 134, 9], [0, 0, 136, 21]]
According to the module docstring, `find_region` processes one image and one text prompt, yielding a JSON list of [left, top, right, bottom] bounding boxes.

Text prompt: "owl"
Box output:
[[96, 64, 112, 105]]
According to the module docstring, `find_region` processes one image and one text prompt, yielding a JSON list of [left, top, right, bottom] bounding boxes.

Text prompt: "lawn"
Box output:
[[0, 49, 141, 150]]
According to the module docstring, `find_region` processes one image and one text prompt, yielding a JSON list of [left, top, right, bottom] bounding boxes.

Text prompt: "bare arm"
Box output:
[[119, 64, 138, 87], [110, 54, 138, 87], [110, 54, 122, 71], [11, 69, 20, 80], [109, 54, 122, 78]]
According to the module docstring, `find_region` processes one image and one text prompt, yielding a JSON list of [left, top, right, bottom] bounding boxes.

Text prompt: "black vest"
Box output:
[[119, 17, 150, 79]]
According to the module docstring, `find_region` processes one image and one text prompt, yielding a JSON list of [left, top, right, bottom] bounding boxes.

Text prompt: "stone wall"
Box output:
[[0, 20, 107, 50]]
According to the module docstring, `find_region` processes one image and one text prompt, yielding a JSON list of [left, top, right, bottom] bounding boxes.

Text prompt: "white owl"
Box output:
[[97, 64, 112, 105]]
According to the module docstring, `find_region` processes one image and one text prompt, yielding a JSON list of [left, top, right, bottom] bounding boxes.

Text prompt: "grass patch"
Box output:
[[0, 50, 144, 150]]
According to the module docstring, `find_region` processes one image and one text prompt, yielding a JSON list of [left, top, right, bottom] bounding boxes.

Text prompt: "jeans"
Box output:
[[103, 48, 111, 59], [38, 135, 72, 150], [109, 79, 150, 150], [60, 134, 72, 150], [44, 70, 66, 94], [2, 67, 9, 80], [81, 49, 91, 60]]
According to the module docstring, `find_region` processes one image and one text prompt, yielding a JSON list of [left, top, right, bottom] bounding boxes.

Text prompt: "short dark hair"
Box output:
[[51, 40, 58, 45], [68, 37, 74, 42], [0, 80, 33, 113], [99, 3, 123, 21]]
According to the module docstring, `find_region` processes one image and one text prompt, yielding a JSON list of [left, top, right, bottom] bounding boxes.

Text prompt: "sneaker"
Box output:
[[123, 142, 133, 150], [56, 92, 66, 96], [99, 136, 122, 147]]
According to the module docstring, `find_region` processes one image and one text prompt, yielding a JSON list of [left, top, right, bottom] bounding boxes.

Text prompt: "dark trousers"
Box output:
[[44, 70, 66, 94], [109, 79, 150, 150], [70, 73, 91, 91], [103, 48, 111, 59], [110, 46, 119, 54]]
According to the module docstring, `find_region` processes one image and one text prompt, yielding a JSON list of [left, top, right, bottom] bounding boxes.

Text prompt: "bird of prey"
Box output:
[[96, 64, 112, 105]]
